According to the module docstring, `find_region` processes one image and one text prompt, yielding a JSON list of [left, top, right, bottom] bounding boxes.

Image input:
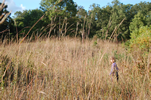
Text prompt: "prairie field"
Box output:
[[0, 38, 150, 100]]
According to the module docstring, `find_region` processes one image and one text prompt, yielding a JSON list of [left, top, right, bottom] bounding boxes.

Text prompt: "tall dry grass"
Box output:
[[0, 37, 150, 100]]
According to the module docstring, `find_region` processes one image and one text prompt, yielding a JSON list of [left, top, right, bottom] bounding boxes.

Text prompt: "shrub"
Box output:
[[129, 26, 151, 52], [127, 26, 151, 69]]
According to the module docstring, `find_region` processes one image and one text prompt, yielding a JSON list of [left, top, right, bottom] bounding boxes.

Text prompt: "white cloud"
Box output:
[[0, 0, 26, 13], [20, 4, 26, 10]]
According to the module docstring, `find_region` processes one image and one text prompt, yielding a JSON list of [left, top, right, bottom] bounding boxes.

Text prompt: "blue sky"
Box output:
[[1, 0, 151, 15]]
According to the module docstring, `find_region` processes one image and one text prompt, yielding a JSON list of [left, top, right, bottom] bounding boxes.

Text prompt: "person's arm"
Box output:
[[109, 64, 114, 75]]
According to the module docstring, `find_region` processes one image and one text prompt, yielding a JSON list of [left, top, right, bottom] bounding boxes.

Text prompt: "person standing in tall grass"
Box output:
[[109, 56, 119, 82]]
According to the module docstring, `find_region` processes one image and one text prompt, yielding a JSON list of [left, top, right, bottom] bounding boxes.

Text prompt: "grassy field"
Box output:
[[0, 37, 150, 100]]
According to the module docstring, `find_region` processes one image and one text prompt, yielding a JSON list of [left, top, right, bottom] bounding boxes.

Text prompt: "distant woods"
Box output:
[[0, 0, 151, 42]]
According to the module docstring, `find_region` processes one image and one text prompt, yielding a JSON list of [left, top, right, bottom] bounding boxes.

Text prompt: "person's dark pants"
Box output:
[[116, 72, 119, 82]]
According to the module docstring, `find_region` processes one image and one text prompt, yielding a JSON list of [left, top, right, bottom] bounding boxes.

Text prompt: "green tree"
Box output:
[[14, 9, 44, 37], [109, 0, 130, 41], [89, 0, 133, 41], [40, 0, 77, 18], [129, 12, 146, 35], [39, 0, 78, 37], [146, 11, 151, 26], [77, 6, 87, 18], [89, 3, 112, 39]]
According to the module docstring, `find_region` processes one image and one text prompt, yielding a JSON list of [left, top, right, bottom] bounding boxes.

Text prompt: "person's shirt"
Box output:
[[109, 62, 119, 76]]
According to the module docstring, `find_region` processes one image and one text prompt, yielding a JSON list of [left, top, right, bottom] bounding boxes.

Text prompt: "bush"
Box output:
[[129, 26, 151, 52], [127, 26, 151, 69]]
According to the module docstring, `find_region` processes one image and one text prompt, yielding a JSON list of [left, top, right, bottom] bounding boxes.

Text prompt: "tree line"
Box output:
[[0, 0, 151, 42]]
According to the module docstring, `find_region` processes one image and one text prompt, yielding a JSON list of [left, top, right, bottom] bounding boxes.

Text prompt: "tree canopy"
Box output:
[[0, 0, 151, 42]]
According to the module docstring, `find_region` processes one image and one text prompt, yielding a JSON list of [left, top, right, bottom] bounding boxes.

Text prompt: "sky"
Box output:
[[1, 0, 151, 16]]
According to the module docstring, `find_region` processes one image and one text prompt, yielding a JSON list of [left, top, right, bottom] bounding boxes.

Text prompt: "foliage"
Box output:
[[126, 26, 151, 70], [1, 0, 151, 42], [39, 0, 78, 36], [14, 9, 45, 37], [129, 9, 151, 54], [40, 0, 77, 17], [129, 12, 146, 33], [89, 0, 135, 41], [129, 26, 151, 52]]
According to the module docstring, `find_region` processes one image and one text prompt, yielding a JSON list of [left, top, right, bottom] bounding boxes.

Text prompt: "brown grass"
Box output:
[[0, 37, 150, 100]]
